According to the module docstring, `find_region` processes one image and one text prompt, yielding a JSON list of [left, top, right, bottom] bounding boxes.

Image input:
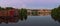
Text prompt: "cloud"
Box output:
[[0, 0, 34, 8], [0, 0, 60, 8]]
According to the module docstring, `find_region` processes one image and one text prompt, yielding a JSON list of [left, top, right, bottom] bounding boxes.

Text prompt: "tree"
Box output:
[[32, 11, 38, 15], [6, 7, 14, 10], [20, 8, 27, 17], [18, 8, 27, 21], [51, 5, 60, 23], [0, 6, 4, 10], [51, 5, 60, 17]]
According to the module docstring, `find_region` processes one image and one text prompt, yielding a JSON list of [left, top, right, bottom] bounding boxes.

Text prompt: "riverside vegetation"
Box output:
[[51, 5, 60, 22]]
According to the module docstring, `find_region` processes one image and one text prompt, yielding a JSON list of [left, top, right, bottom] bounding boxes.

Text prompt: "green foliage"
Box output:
[[18, 8, 27, 20], [20, 8, 27, 16], [0, 7, 4, 10], [51, 5, 60, 17], [51, 5, 60, 23], [32, 11, 38, 15]]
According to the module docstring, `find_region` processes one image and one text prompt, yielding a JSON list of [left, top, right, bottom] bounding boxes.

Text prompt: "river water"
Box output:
[[0, 15, 60, 26]]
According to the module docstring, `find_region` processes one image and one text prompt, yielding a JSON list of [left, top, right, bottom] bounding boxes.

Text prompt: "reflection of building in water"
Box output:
[[27, 9, 51, 16], [0, 17, 19, 24], [0, 16, 27, 24]]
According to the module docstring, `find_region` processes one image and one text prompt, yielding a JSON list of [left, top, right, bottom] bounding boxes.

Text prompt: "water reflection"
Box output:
[[19, 16, 27, 21], [0, 12, 51, 24], [0, 16, 27, 24], [31, 13, 51, 16], [0, 13, 50, 24], [51, 15, 60, 23]]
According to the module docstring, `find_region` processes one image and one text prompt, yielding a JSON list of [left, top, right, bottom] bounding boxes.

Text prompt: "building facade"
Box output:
[[27, 9, 51, 16]]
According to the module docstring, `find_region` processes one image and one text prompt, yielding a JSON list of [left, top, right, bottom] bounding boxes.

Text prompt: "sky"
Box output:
[[0, 0, 60, 9]]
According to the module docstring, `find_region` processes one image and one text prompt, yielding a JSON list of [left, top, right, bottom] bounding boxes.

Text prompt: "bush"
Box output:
[[18, 8, 27, 20], [51, 5, 60, 23], [51, 5, 60, 17]]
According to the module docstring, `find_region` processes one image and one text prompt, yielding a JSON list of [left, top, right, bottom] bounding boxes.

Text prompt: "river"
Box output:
[[0, 15, 60, 26]]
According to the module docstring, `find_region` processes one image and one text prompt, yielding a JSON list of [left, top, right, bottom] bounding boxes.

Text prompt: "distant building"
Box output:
[[27, 9, 51, 16]]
